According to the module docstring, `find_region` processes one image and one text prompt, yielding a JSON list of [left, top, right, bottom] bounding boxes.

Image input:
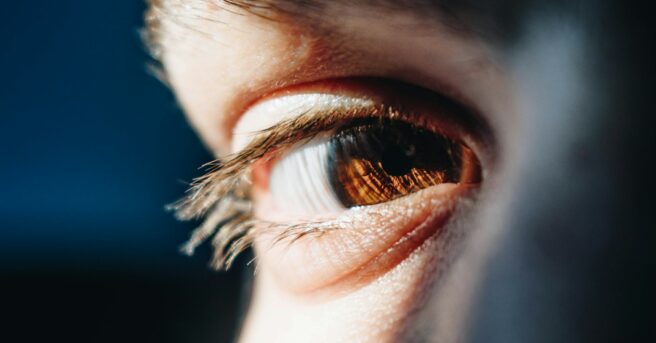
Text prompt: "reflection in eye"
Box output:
[[269, 118, 481, 216]]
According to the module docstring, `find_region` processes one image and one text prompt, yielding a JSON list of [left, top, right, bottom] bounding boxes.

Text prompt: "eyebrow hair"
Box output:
[[144, 0, 450, 49], [146, 0, 456, 27], [144, 0, 522, 62]]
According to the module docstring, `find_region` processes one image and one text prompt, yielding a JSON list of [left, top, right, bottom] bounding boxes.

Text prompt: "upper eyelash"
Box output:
[[170, 103, 390, 220], [170, 89, 485, 270], [169, 103, 396, 269]]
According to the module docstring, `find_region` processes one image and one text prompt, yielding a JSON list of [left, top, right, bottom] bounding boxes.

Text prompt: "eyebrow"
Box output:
[[147, 0, 458, 26], [144, 0, 518, 61]]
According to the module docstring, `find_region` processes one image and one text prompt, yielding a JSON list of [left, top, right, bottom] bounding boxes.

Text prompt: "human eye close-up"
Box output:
[[176, 78, 489, 298], [3, 0, 654, 342]]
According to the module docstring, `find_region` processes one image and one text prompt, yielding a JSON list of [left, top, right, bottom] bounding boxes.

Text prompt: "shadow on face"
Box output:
[[146, 0, 656, 342]]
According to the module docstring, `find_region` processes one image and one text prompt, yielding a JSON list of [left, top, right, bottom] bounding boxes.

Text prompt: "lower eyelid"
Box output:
[[251, 183, 474, 295]]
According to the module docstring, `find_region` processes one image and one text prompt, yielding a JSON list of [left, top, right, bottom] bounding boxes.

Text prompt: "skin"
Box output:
[[151, 0, 655, 342]]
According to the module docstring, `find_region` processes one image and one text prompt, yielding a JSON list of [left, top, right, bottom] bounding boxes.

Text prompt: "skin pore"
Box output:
[[148, 0, 510, 342]]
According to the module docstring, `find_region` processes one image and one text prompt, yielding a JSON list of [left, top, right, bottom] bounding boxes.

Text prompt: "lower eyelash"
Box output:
[[180, 195, 347, 270], [177, 191, 254, 269], [170, 93, 480, 270], [168, 105, 386, 269], [174, 163, 346, 270]]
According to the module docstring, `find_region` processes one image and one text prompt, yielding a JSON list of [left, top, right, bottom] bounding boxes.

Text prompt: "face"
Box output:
[[146, 1, 654, 342]]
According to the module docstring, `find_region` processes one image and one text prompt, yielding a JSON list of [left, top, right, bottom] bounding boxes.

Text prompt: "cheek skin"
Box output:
[[239, 185, 475, 342], [250, 185, 467, 296], [240, 229, 446, 343]]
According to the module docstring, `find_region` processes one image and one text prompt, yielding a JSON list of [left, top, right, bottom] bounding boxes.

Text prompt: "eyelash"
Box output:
[[170, 104, 393, 269], [171, 81, 486, 270]]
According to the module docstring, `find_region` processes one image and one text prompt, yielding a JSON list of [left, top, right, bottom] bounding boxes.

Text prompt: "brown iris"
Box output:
[[327, 118, 480, 207]]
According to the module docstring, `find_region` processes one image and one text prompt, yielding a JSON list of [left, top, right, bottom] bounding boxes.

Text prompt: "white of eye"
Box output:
[[269, 138, 345, 217]]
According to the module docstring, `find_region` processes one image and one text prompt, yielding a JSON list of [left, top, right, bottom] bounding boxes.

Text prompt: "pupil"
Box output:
[[381, 144, 414, 176], [327, 118, 468, 207]]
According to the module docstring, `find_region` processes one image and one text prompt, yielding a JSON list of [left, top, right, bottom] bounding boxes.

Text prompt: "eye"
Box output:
[[175, 78, 491, 292], [268, 117, 481, 217], [226, 80, 491, 292]]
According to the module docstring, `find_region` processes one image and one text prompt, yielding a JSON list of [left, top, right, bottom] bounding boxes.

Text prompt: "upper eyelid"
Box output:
[[151, 0, 503, 159], [231, 93, 378, 153], [170, 103, 379, 220], [143, 0, 486, 108], [174, 79, 486, 221], [230, 77, 492, 153]]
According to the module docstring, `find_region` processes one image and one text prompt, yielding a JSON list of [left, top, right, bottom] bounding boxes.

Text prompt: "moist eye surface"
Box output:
[[327, 117, 474, 207], [269, 117, 480, 215]]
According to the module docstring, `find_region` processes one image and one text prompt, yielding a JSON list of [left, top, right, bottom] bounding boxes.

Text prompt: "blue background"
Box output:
[[1, 2, 244, 342]]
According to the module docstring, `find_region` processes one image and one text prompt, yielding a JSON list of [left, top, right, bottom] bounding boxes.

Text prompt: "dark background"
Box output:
[[1, 2, 244, 342]]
